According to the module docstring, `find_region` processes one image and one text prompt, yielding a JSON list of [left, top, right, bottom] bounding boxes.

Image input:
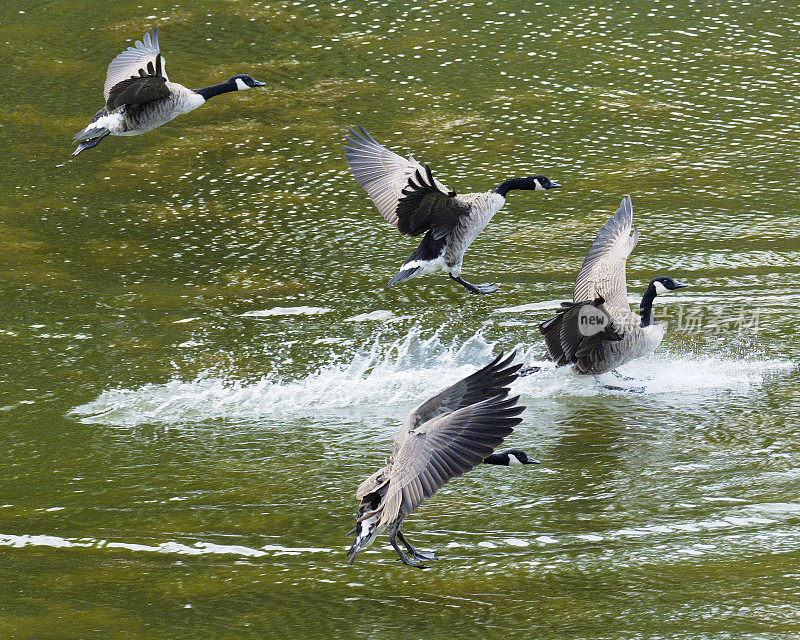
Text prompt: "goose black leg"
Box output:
[[612, 370, 637, 381], [389, 533, 428, 568], [449, 274, 500, 294], [397, 530, 436, 561]]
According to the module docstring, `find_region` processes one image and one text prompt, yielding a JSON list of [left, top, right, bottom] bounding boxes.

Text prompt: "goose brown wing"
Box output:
[[105, 65, 169, 110], [573, 195, 639, 311], [355, 466, 389, 500], [343, 126, 457, 233], [539, 298, 624, 366], [395, 165, 468, 238], [377, 395, 525, 526], [403, 351, 521, 430], [104, 27, 169, 101]]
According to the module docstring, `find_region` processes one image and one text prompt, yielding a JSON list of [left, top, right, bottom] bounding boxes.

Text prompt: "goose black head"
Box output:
[[484, 448, 540, 466], [493, 175, 561, 197], [528, 175, 561, 191], [230, 74, 267, 90], [505, 449, 540, 465], [650, 276, 688, 295]]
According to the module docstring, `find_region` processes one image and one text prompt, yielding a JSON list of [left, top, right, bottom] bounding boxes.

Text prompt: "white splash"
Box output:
[[70, 327, 793, 427], [71, 329, 502, 426], [514, 354, 793, 398]]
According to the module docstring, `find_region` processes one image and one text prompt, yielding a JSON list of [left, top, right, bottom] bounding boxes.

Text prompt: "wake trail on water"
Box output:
[[70, 327, 793, 427]]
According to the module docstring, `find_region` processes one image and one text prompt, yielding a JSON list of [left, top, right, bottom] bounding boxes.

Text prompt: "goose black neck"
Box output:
[[640, 284, 657, 328], [492, 177, 529, 198], [483, 452, 509, 465], [193, 79, 236, 101]]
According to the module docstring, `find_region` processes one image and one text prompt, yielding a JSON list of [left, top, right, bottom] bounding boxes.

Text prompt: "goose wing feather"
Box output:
[[539, 298, 624, 367], [104, 27, 169, 100], [344, 126, 460, 235], [402, 351, 521, 431], [377, 395, 524, 526], [355, 466, 389, 500], [106, 71, 169, 110], [573, 195, 639, 310]]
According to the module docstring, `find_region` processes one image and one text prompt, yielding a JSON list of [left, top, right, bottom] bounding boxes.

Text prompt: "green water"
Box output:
[[2, 0, 800, 638]]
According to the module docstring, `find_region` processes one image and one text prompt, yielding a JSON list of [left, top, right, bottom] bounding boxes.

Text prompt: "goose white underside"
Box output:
[[401, 255, 448, 276], [73, 113, 126, 141], [349, 515, 384, 560], [75, 86, 206, 141]]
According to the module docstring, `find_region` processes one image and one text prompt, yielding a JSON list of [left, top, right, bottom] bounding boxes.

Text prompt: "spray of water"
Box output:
[[70, 327, 792, 427]]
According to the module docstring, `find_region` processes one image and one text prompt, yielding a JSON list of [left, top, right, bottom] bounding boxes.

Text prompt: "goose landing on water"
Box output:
[[539, 196, 686, 376], [347, 352, 533, 569], [72, 28, 265, 155], [344, 126, 560, 294]]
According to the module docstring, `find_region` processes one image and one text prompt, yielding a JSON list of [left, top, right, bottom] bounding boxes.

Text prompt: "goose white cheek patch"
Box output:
[[235, 78, 250, 90], [653, 281, 670, 295]]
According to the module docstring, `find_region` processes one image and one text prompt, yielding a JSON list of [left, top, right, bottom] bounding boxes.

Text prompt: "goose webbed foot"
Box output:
[[397, 530, 436, 561], [518, 365, 542, 377], [390, 534, 428, 568], [449, 275, 500, 295]]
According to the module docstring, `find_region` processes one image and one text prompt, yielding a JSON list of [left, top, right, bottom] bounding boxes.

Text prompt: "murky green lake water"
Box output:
[[2, 0, 800, 638]]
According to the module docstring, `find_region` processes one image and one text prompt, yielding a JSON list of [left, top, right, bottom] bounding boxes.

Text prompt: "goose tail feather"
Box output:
[[386, 266, 421, 288]]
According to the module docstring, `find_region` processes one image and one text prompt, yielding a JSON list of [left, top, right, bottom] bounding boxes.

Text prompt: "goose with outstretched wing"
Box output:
[[347, 352, 535, 568], [344, 126, 560, 294], [539, 196, 686, 375], [72, 28, 265, 155]]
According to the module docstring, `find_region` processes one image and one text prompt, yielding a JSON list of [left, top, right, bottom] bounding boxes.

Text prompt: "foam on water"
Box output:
[[72, 330, 503, 426], [70, 328, 793, 427], [0, 533, 330, 557], [238, 306, 332, 317], [514, 354, 793, 398]]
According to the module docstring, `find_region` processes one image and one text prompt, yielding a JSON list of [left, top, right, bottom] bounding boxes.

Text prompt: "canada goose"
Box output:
[[347, 352, 527, 568], [72, 28, 265, 155], [539, 196, 687, 375], [343, 126, 560, 294]]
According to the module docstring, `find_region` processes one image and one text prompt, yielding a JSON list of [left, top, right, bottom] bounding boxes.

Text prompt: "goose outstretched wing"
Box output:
[[344, 126, 467, 238], [573, 195, 639, 311], [104, 27, 169, 101], [400, 352, 520, 433], [538, 297, 624, 368], [377, 395, 524, 527]]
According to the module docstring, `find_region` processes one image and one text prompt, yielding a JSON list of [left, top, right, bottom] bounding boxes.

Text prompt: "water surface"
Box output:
[[1, 0, 800, 638]]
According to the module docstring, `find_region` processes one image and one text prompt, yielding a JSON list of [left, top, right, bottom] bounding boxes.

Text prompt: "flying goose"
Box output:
[[347, 352, 528, 568], [539, 196, 686, 375], [343, 126, 560, 294], [72, 28, 265, 155]]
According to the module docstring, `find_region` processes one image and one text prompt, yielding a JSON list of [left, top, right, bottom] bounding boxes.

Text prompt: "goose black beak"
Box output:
[[548, 182, 561, 189], [673, 282, 688, 289], [253, 80, 267, 87], [524, 458, 541, 465]]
